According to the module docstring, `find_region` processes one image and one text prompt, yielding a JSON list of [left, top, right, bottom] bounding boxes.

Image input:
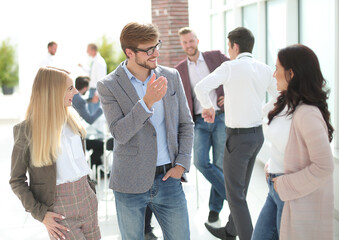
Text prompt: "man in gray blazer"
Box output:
[[97, 22, 194, 240]]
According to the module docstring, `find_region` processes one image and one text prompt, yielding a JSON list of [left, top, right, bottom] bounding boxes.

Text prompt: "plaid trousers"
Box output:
[[50, 176, 101, 240]]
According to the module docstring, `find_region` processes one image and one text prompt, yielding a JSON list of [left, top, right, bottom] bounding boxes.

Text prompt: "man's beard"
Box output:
[[135, 55, 157, 70], [185, 47, 198, 57]]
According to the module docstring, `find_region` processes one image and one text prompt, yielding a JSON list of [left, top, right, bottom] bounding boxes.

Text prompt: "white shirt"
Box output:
[[187, 52, 220, 114], [82, 52, 107, 88], [195, 52, 278, 128], [263, 98, 292, 174], [56, 124, 91, 185], [40, 52, 56, 67]]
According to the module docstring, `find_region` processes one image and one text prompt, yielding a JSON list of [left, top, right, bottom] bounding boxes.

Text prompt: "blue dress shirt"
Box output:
[[123, 61, 171, 166]]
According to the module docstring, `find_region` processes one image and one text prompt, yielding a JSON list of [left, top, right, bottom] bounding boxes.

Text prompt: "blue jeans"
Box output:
[[114, 174, 190, 240], [251, 173, 284, 240], [194, 112, 227, 212], [88, 88, 100, 114]]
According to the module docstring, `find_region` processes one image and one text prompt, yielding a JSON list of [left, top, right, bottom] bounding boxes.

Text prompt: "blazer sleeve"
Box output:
[[9, 124, 49, 222], [174, 70, 194, 171], [276, 107, 334, 201], [97, 80, 153, 145]]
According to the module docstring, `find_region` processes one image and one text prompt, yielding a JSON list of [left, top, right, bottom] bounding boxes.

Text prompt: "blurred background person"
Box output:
[[260, 44, 334, 240], [40, 41, 58, 67], [175, 27, 229, 224], [9, 67, 101, 240], [73, 76, 104, 168], [79, 43, 107, 114]]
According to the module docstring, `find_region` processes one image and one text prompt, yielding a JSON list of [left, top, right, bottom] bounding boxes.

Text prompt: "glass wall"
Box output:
[[242, 3, 258, 57], [211, 13, 225, 51], [299, 0, 335, 125], [266, 0, 286, 69], [224, 10, 234, 54]]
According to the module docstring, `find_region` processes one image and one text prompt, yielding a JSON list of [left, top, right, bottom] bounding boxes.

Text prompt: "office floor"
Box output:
[[1, 119, 338, 240]]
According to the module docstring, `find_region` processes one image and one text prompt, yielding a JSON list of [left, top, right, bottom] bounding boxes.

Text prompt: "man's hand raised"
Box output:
[[143, 74, 167, 110]]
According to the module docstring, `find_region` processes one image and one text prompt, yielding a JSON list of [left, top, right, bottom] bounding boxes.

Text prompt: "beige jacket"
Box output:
[[9, 121, 95, 222], [276, 104, 334, 240]]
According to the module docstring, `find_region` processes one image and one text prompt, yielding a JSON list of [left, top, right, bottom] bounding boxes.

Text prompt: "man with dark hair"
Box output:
[[73, 76, 104, 167], [97, 22, 193, 240], [195, 27, 277, 240], [79, 43, 107, 114], [40, 41, 58, 67], [175, 27, 228, 224]]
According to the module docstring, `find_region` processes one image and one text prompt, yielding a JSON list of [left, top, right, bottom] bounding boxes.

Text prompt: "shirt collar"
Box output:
[[236, 52, 253, 59], [122, 60, 154, 84], [187, 51, 204, 65], [93, 52, 100, 60]]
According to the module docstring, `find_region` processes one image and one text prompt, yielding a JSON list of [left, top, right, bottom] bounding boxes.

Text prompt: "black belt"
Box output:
[[155, 163, 172, 175], [227, 126, 262, 135]]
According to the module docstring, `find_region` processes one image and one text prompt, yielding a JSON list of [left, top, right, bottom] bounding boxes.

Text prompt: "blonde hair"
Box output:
[[178, 27, 197, 37], [25, 67, 86, 167]]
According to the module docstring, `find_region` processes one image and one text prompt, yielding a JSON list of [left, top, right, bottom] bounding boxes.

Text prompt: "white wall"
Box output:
[[0, 0, 152, 118]]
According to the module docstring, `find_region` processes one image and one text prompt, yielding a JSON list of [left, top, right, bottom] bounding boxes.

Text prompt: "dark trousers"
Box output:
[[86, 139, 103, 167], [224, 126, 264, 240], [144, 206, 153, 234]]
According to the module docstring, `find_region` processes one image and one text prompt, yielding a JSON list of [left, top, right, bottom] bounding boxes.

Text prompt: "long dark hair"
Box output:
[[268, 44, 334, 142]]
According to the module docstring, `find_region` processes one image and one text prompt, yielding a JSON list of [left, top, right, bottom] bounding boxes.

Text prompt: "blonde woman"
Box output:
[[10, 67, 101, 240]]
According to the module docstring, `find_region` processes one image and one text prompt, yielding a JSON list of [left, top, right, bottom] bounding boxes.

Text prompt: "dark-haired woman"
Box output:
[[252, 44, 334, 240]]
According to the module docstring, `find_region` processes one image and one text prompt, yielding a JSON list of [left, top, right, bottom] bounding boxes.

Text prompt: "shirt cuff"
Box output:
[[139, 99, 154, 114], [175, 163, 188, 173]]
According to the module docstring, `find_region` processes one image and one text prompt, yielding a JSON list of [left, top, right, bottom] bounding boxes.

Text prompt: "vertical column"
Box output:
[[285, 0, 299, 45], [335, 0, 339, 150], [152, 0, 189, 67], [256, 1, 266, 63]]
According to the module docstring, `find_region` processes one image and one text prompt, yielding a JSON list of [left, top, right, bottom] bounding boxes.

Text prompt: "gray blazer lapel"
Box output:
[[115, 64, 140, 105]]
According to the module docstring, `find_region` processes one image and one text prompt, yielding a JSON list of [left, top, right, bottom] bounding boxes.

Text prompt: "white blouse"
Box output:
[[263, 98, 292, 174], [56, 124, 90, 185]]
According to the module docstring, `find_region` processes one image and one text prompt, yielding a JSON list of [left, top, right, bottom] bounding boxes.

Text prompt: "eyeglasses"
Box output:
[[133, 40, 162, 56]]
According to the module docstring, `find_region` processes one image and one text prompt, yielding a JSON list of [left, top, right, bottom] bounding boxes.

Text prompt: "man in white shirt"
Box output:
[[40, 41, 57, 67], [79, 43, 107, 113], [195, 27, 277, 240]]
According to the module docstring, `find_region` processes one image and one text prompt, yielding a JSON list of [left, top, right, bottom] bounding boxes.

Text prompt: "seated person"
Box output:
[[73, 76, 103, 167]]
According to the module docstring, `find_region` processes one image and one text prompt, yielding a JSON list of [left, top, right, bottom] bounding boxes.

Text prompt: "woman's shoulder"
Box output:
[[13, 120, 30, 141], [294, 104, 322, 119], [293, 104, 326, 130]]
